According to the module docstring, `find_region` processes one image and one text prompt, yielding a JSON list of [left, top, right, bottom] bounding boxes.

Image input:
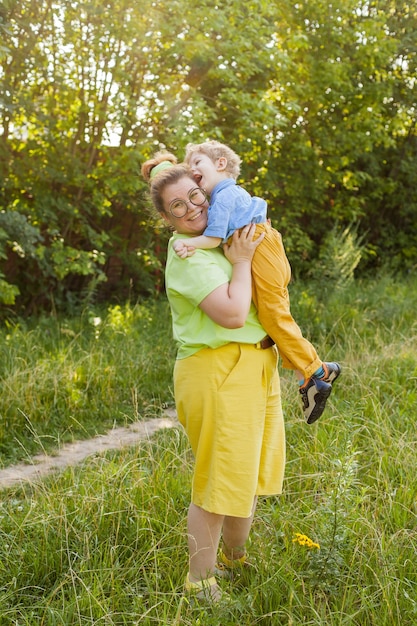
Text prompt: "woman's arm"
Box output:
[[199, 224, 264, 328]]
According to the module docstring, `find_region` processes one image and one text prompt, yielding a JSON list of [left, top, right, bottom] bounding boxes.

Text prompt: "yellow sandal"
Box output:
[[219, 548, 248, 568], [215, 548, 251, 580], [184, 572, 229, 603]]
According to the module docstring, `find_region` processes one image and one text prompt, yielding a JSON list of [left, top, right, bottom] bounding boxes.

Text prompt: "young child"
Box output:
[[173, 140, 341, 424]]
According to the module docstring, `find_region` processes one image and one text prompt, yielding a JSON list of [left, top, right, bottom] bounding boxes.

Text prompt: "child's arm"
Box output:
[[173, 234, 222, 259]]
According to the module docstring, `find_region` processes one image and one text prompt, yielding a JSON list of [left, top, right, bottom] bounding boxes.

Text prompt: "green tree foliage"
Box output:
[[0, 0, 416, 311]]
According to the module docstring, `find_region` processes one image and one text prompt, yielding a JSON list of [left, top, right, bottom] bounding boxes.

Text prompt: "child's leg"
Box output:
[[251, 224, 322, 380], [294, 369, 304, 382]]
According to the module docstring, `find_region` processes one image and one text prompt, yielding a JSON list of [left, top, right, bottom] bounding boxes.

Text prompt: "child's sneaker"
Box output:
[[299, 377, 332, 424], [299, 362, 341, 424]]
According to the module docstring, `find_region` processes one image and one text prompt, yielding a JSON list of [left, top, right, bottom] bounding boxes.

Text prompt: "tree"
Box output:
[[1, 0, 416, 312]]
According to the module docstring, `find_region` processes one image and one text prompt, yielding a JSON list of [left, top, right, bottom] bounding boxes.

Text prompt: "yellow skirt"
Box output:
[[174, 342, 285, 518]]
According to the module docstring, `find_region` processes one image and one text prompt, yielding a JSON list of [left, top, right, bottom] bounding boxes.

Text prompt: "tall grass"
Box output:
[[0, 299, 175, 465], [0, 273, 416, 624]]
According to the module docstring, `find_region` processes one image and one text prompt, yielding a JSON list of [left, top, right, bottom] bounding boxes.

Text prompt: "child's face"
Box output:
[[188, 152, 228, 194]]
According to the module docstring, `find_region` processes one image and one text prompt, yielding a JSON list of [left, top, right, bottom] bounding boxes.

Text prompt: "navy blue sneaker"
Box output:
[[300, 362, 341, 424], [322, 361, 341, 384]]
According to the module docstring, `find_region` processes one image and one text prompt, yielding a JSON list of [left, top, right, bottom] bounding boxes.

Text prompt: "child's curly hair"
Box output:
[[184, 140, 242, 179]]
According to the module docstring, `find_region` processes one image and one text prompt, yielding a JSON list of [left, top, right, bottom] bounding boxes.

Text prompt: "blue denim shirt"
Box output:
[[204, 179, 267, 242]]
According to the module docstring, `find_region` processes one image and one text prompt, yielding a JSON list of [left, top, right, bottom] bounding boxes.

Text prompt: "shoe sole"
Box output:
[[306, 385, 332, 424]]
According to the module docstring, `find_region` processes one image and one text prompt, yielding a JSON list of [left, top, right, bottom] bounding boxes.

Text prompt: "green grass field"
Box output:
[[0, 274, 416, 624]]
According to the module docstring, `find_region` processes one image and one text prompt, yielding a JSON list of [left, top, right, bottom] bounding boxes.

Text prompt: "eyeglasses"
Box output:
[[168, 187, 208, 218]]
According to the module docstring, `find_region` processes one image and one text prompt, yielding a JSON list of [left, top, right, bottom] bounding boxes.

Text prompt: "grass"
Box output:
[[0, 273, 416, 624], [0, 299, 176, 465]]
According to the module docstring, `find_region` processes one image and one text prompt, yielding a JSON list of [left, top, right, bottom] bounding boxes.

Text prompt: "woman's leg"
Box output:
[[187, 503, 224, 582], [222, 496, 257, 559]]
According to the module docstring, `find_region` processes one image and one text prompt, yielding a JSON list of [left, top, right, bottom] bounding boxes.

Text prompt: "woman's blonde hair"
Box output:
[[184, 140, 242, 179], [141, 151, 194, 215]]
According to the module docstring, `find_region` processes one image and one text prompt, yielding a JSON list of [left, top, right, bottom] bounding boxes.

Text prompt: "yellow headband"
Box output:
[[150, 160, 174, 179]]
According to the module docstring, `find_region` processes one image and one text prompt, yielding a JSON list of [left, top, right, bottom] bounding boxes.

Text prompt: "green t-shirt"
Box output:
[[165, 234, 266, 359]]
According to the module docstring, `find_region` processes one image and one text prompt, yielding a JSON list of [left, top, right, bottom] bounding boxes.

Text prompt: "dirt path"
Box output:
[[0, 411, 178, 490]]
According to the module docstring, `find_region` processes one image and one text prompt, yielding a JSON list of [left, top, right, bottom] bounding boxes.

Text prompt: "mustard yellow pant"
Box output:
[[251, 222, 322, 379], [174, 342, 285, 518]]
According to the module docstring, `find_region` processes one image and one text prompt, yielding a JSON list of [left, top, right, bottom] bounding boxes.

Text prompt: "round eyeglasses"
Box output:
[[168, 187, 208, 218]]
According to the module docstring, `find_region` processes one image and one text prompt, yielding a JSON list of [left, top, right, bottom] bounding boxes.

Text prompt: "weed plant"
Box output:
[[0, 273, 416, 624]]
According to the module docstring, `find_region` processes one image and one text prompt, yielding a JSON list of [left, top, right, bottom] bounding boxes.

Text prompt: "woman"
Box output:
[[141, 152, 286, 602]]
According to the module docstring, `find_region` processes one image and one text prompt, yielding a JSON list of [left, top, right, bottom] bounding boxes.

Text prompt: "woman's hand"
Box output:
[[223, 224, 265, 265], [199, 224, 264, 328]]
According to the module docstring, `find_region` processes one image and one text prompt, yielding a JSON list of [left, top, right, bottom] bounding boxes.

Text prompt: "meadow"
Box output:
[[0, 273, 416, 625]]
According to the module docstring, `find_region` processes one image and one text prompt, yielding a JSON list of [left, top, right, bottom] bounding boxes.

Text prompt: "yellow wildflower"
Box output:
[[292, 532, 320, 550]]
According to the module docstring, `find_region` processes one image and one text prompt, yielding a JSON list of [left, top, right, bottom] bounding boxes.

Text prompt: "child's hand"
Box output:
[[173, 239, 196, 259]]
